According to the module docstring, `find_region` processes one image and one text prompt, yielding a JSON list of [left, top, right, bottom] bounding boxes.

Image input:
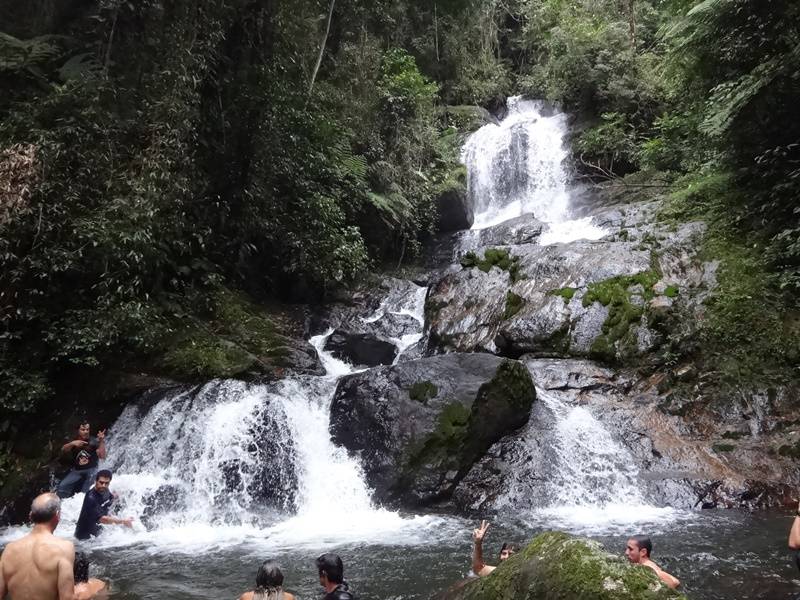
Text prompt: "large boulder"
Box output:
[[329, 354, 536, 506], [324, 329, 398, 367], [437, 183, 474, 232], [439, 531, 686, 600]]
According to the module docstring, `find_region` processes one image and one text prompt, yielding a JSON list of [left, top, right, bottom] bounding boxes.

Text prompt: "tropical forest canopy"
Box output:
[[1, 0, 798, 414]]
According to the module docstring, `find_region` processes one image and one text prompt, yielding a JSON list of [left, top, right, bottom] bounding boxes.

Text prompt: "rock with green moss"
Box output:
[[330, 354, 536, 507], [440, 531, 686, 600]]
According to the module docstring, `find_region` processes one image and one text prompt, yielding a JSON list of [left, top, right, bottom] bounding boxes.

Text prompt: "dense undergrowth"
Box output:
[[0, 0, 798, 419]]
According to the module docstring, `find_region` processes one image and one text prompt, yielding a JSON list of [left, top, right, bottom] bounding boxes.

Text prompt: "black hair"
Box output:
[[95, 469, 113, 482], [631, 535, 653, 557], [30, 494, 60, 524], [499, 542, 516, 557], [255, 561, 284, 589], [316, 553, 344, 584], [74, 552, 90, 583]]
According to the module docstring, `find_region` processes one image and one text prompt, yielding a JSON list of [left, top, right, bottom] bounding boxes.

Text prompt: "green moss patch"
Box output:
[[777, 441, 800, 459], [446, 531, 686, 599], [583, 271, 661, 362], [409, 380, 438, 403], [664, 285, 679, 298], [461, 248, 522, 282], [550, 287, 576, 303], [503, 291, 525, 319]]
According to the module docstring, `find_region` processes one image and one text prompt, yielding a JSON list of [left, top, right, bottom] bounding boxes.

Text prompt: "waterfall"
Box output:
[[37, 284, 444, 551], [461, 96, 606, 244], [495, 387, 676, 530]]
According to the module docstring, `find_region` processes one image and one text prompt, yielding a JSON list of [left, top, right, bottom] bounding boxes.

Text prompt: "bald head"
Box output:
[[30, 493, 61, 524]]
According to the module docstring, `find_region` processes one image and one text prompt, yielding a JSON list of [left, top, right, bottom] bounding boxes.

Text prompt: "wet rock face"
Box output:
[[439, 531, 686, 600], [329, 354, 536, 507], [425, 198, 715, 366]]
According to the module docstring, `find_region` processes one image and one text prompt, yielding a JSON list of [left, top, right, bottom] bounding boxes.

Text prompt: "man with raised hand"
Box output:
[[625, 534, 680, 589], [0, 492, 75, 600], [57, 421, 107, 499], [471, 520, 516, 577]]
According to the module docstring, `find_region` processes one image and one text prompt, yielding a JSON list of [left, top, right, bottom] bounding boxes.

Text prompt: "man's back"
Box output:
[[0, 530, 75, 600]]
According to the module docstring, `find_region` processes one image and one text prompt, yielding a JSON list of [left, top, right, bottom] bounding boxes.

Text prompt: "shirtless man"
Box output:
[[471, 520, 516, 576], [0, 492, 75, 600], [625, 535, 680, 589]]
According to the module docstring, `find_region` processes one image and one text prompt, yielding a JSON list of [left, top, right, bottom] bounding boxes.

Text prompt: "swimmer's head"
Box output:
[[316, 553, 344, 585], [625, 535, 653, 563], [30, 493, 60, 530], [499, 542, 516, 561], [255, 561, 284, 590], [74, 552, 90, 583]]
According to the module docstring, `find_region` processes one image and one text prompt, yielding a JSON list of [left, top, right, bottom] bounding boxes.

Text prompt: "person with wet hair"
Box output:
[[74, 470, 134, 540], [73, 552, 108, 599], [238, 561, 295, 600], [316, 553, 355, 600], [0, 492, 76, 600], [471, 520, 516, 576], [625, 534, 680, 589]]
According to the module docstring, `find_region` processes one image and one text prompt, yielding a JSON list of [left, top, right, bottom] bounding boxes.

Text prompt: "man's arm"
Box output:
[[646, 563, 680, 589], [96, 430, 107, 460], [61, 440, 84, 453], [0, 551, 7, 599], [57, 549, 76, 600], [99, 516, 133, 527], [472, 520, 495, 576]]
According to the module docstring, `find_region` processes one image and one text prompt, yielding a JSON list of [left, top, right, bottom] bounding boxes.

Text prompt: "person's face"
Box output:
[[499, 547, 515, 561], [625, 539, 643, 563], [95, 477, 111, 494], [318, 571, 328, 589], [78, 423, 91, 440]]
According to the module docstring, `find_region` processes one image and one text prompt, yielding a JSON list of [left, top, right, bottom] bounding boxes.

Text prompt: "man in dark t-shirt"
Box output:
[[74, 470, 134, 540], [56, 421, 107, 499], [316, 553, 356, 600]]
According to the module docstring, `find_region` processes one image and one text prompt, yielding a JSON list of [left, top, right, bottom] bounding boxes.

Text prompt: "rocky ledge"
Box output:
[[439, 531, 686, 600]]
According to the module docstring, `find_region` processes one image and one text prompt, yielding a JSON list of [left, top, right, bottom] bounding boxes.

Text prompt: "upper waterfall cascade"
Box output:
[[461, 96, 606, 243]]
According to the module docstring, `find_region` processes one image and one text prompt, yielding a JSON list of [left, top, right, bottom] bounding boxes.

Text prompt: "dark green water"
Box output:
[[67, 510, 799, 600]]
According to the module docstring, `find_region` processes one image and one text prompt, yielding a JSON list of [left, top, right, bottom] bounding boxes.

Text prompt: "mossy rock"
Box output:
[[440, 531, 686, 600], [409, 381, 438, 403], [504, 291, 525, 319], [550, 287, 576, 303], [461, 248, 523, 282]]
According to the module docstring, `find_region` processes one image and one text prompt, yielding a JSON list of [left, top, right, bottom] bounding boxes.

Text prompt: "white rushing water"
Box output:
[[496, 388, 680, 532], [462, 96, 606, 244], [1, 287, 453, 552]]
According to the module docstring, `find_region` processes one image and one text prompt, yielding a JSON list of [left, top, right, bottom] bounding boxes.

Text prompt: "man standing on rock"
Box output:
[[0, 492, 76, 600], [472, 520, 516, 576], [57, 421, 107, 499], [625, 535, 680, 589]]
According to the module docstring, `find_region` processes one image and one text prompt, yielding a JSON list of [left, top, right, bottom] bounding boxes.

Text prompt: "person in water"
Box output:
[[471, 520, 516, 576], [0, 493, 76, 600], [316, 553, 355, 600], [238, 560, 295, 600], [788, 499, 800, 571], [625, 535, 680, 589], [57, 421, 107, 499], [73, 552, 108, 600], [74, 470, 134, 540]]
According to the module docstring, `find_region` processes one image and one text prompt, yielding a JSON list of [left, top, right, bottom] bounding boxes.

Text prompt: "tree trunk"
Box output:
[[307, 0, 336, 102], [627, 0, 636, 49]]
